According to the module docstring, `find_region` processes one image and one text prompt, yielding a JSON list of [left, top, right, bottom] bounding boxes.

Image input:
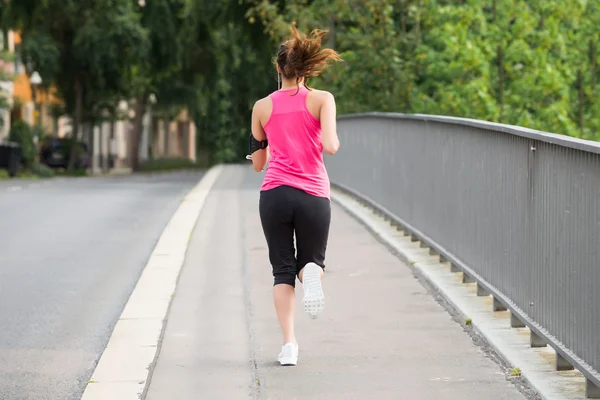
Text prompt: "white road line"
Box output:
[[80, 165, 223, 400], [7, 186, 22, 192]]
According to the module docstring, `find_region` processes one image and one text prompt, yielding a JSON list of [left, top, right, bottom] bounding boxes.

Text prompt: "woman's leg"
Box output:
[[259, 187, 298, 345], [294, 192, 332, 318], [273, 284, 296, 344]]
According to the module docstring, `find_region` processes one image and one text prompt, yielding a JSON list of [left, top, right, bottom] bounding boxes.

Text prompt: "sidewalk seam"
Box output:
[[79, 165, 223, 400], [239, 185, 265, 400]]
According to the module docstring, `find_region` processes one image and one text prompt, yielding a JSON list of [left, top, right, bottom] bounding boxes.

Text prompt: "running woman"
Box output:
[[248, 25, 342, 366]]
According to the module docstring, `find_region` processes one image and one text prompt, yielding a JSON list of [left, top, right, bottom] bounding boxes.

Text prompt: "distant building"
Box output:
[[2, 31, 197, 171]]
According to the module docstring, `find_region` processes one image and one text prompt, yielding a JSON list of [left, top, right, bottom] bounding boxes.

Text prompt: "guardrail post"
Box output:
[[439, 255, 448, 263], [510, 313, 525, 328], [462, 272, 475, 284], [476, 283, 489, 296], [492, 297, 507, 312], [555, 353, 574, 371], [450, 263, 461, 273], [410, 233, 419, 242], [586, 379, 600, 398], [530, 331, 546, 348]]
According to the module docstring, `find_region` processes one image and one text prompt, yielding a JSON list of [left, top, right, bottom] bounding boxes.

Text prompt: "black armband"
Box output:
[[249, 134, 268, 154]]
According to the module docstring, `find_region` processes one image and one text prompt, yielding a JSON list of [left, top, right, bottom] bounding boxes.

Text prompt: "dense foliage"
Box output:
[[2, 0, 600, 166], [244, 0, 600, 141]]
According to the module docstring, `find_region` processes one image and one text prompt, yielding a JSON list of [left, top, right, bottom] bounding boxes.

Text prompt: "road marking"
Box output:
[[7, 186, 22, 192], [80, 165, 223, 400]]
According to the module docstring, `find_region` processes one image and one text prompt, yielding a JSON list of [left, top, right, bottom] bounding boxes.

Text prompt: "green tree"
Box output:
[[185, 0, 276, 163], [3, 0, 148, 169], [127, 0, 193, 171], [245, 0, 600, 141], [0, 33, 14, 128]]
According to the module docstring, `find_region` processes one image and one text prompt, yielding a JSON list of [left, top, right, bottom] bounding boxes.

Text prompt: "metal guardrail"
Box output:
[[326, 112, 600, 397]]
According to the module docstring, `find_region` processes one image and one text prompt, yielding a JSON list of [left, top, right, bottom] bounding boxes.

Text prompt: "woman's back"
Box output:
[[260, 86, 330, 199]]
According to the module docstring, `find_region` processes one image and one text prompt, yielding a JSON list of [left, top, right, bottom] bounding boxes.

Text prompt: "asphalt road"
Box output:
[[0, 171, 204, 400]]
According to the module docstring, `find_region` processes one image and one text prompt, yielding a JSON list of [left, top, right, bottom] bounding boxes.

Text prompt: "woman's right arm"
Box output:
[[320, 92, 340, 155], [250, 99, 270, 172]]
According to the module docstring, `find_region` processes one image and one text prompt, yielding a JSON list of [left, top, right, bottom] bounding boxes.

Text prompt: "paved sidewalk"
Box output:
[[146, 165, 526, 400]]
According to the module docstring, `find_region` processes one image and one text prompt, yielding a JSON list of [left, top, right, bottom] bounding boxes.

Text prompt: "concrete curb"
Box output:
[[331, 188, 588, 400], [80, 165, 223, 400]]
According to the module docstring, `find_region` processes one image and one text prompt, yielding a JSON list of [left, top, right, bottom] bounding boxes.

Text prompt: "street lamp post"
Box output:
[[148, 93, 157, 158], [30, 71, 43, 141]]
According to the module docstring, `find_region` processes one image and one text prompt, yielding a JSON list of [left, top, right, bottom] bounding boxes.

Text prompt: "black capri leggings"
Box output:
[[259, 185, 331, 287]]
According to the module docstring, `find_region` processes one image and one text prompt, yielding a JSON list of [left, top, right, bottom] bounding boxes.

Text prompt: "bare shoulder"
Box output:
[[253, 95, 273, 124], [309, 89, 335, 103], [306, 89, 334, 118], [253, 95, 272, 113]]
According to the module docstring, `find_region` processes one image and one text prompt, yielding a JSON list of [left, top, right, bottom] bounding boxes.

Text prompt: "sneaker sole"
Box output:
[[302, 263, 324, 318], [278, 357, 298, 366]]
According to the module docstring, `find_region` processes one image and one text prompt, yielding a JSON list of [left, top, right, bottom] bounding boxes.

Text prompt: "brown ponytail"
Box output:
[[276, 24, 342, 91]]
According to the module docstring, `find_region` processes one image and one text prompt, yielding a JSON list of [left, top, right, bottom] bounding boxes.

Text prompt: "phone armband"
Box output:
[[249, 134, 268, 154]]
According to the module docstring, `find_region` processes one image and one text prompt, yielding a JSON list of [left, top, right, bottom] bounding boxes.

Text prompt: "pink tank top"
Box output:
[[260, 86, 330, 199]]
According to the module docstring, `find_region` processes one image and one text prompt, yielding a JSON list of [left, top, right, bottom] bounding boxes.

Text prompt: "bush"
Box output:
[[0, 169, 9, 179], [31, 163, 55, 178], [32, 125, 52, 143], [8, 121, 35, 168], [138, 157, 201, 172], [55, 169, 88, 177]]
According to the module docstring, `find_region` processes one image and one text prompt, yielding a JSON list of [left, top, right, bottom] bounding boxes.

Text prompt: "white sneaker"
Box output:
[[302, 262, 325, 318], [278, 342, 299, 366]]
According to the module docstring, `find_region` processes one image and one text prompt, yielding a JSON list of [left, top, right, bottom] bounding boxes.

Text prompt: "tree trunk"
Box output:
[[590, 40, 597, 89], [415, 1, 421, 46], [150, 116, 158, 159], [400, 0, 407, 39], [327, 14, 336, 50], [109, 117, 115, 169], [577, 69, 584, 134], [98, 121, 104, 173], [130, 94, 148, 172], [67, 77, 83, 171], [86, 123, 94, 173], [164, 119, 169, 156], [498, 45, 505, 122]]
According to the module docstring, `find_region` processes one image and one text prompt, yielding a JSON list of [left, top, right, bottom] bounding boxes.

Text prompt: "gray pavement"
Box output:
[[0, 170, 204, 400], [146, 165, 527, 400]]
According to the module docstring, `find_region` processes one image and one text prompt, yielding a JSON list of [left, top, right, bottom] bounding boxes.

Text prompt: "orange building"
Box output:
[[2, 31, 196, 170], [11, 31, 63, 136]]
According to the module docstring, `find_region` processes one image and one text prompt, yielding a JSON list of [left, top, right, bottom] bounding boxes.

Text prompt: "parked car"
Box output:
[[39, 138, 90, 170]]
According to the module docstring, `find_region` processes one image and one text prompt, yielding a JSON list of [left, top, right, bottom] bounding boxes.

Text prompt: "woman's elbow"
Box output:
[[323, 142, 340, 155]]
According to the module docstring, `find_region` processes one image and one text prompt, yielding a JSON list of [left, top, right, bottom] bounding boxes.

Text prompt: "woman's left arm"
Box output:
[[250, 99, 270, 172]]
